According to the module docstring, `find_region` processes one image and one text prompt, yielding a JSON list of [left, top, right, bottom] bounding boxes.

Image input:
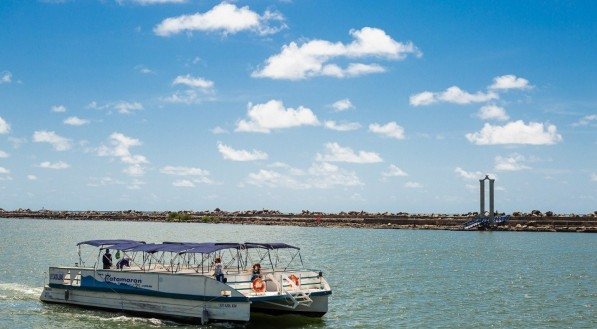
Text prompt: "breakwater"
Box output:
[[1, 209, 595, 232]]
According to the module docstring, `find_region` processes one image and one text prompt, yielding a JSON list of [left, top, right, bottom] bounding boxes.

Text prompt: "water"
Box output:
[[0, 218, 595, 328]]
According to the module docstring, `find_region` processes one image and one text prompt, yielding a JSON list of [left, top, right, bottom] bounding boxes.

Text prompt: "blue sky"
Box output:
[[0, 0, 595, 213]]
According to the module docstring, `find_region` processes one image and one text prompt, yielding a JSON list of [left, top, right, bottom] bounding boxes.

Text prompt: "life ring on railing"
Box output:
[[251, 278, 266, 293], [289, 274, 300, 287]]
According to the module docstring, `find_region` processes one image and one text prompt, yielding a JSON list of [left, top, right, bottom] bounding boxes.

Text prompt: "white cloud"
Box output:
[[64, 116, 90, 126], [572, 114, 597, 127], [86, 176, 125, 187], [39, 161, 70, 169], [97, 132, 148, 176], [154, 2, 285, 36], [307, 162, 363, 188], [0, 150, 8, 158], [245, 162, 362, 189], [172, 179, 195, 187], [160, 165, 209, 176], [217, 142, 268, 161], [27, 175, 37, 180], [32, 131, 72, 151], [315, 142, 382, 163], [331, 98, 354, 112], [477, 104, 509, 121], [489, 74, 531, 90], [591, 173, 597, 182], [1, 71, 12, 84], [210, 126, 228, 134], [51, 105, 67, 113], [113, 101, 143, 114], [134, 65, 154, 74], [172, 74, 214, 92], [245, 169, 307, 189], [410, 86, 498, 106], [0, 167, 9, 174], [494, 154, 531, 171], [382, 164, 408, 177], [404, 181, 422, 188], [0, 116, 10, 134], [466, 120, 563, 145], [161, 90, 203, 104], [455, 167, 484, 180], [369, 122, 405, 139], [324, 120, 361, 131], [252, 27, 420, 80], [235, 100, 319, 133]]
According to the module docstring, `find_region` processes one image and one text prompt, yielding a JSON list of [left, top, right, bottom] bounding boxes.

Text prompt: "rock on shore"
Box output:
[[0, 209, 595, 233]]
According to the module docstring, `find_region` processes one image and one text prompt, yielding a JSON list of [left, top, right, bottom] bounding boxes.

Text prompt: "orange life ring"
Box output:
[[289, 274, 300, 287], [251, 278, 266, 293]]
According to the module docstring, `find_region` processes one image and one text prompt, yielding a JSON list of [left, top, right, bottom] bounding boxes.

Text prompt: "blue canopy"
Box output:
[[77, 239, 145, 247], [245, 242, 300, 250], [182, 243, 243, 254]]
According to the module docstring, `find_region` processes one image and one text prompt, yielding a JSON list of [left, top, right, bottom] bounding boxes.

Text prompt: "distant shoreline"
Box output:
[[1, 209, 596, 233]]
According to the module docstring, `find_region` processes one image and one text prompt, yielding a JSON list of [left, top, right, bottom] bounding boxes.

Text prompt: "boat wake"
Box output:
[[0, 283, 43, 300]]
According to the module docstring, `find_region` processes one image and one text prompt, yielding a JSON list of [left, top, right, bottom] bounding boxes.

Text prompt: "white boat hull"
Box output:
[[40, 285, 250, 323]]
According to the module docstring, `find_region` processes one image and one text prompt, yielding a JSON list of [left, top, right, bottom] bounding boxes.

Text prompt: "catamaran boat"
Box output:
[[40, 240, 331, 323]]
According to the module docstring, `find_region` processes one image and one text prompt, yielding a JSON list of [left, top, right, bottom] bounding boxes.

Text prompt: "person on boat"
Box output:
[[251, 263, 261, 282], [102, 249, 113, 269], [116, 257, 130, 269], [214, 257, 225, 282]]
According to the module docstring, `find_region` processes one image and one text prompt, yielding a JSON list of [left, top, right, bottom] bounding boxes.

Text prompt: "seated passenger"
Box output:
[[214, 257, 225, 283], [251, 263, 261, 281], [116, 257, 130, 269]]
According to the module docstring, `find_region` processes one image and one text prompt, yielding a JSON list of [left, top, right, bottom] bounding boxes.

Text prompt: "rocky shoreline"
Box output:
[[1, 208, 596, 233]]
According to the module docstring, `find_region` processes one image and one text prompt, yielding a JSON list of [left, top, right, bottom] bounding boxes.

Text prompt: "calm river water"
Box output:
[[0, 218, 595, 328]]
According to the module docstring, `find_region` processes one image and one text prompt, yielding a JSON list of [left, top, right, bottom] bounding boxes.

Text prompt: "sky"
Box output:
[[0, 0, 595, 213]]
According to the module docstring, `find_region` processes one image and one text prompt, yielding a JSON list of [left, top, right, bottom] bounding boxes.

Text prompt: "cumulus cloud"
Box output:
[[161, 90, 204, 104], [235, 100, 319, 133], [217, 142, 268, 161], [455, 167, 484, 180], [404, 181, 422, 188], [382, 164, 408, 177], [97, 132, 148, 176], [489, 74, 531, 90], [172, 74, 214, 92], [172, 179, 195, 187], [154, 2, 285, 36], [324, 121, 361, 131], [572, 114, 597, 127], [113, 101, 143, 114], [64, 116, 90, 126], [252, 27, 420, 80], [591, 173, 597, 182], [210, 126, 228, 134], [315, 142, 382, 163], [245, 162, 362, 189], [330, 99, 354, 112], [1, 71, 12, 84], [369, 122, 405, 139], [160, 165, 214, 184], [410, 86, 498, 106], [27, 175, 37, 180], [0, 150, 9, 158], [0, 167, 9, 174], [51, 105, 67, 113], [494, 154, 531, 171], [0, 116, 10, 134], [477, 104, 509, 121], [32, 131, 72, 151], [39, 161, 70, 169], [466, 120, 562, 145]]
